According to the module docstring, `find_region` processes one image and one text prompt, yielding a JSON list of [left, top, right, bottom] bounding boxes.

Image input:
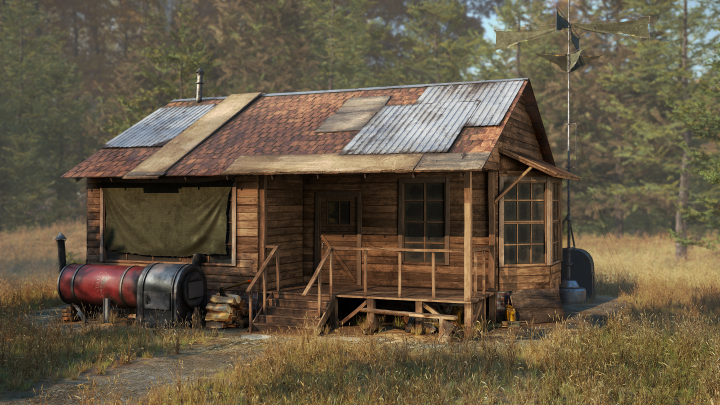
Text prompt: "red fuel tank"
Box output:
[[57, 264, 144, 308]]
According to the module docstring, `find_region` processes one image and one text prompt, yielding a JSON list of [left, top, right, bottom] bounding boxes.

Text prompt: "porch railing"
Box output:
[[245, 245, 280, 332], [302, 241, 495, 313]]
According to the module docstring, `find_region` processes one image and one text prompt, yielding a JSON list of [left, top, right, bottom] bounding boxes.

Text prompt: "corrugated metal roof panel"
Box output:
[[342, 102, 479, 155], [104, 104, 216, 148], [341, 80, 524, 155], [467, 80, 524, 126]]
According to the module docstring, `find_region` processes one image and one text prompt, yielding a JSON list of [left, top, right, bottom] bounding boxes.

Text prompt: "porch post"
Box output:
[[464, 171, 474, 328]]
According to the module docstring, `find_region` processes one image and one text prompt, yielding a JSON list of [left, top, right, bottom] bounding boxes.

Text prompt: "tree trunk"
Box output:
[[675, 0, 690, 259], [614, 163, 623, 237]]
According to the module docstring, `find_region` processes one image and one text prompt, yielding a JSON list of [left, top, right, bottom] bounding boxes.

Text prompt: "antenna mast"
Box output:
[[564, 0, 574, 282]]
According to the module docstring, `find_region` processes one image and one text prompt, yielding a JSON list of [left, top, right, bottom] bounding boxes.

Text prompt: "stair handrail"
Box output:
[[245, 245, 280, 293], [246, 245, 280, 332]]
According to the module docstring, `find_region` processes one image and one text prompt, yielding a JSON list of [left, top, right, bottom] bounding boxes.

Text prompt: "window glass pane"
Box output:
[[518, 201, 531, 221], [553, 201, 559, 220], [532, 201, 544, 221], [532, 224, 545, 244], [426, 244, 444, 262], [426, 201, 444, 222], [504, 183, 517, 200], [553, 183, 560, 201], [518, 224, 531, 244], [405, 243, 424, 262], [405, 201, 423, 221], [532, 183, 545, 200], [405, 183, 424, 200], [339, 201, 350, 224], [405, 223, 424, 242], [504, 201, 517, 221], [426, 223, 444, 243], [518, 245, 531, 264], [426, 183, 443, 200], [504, 224, 517, 244], [504, 245, 517, 265], [532, 244, 545, 264], [518, 183, 531, 200], [553, 223, 558, 243], [327, 201, 338, 224]]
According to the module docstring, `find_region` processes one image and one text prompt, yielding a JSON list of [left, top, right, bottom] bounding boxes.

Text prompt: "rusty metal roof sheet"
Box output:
[[341, 79, 524, 155], [104, 104, 216, 148]]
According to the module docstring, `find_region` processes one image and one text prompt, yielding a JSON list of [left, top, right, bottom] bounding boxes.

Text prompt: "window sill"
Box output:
[[500, 263, 553, 268]]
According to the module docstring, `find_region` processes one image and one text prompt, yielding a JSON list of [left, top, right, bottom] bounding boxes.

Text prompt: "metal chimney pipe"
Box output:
[[55, 232, 67, 272], [196, 68, 204, 103]]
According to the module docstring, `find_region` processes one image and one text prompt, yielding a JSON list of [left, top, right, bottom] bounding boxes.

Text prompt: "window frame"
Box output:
[[398, 177, 450, 266], [499, 174, 555, 267], [550, 179, 563, 265], [99, 179, 237, 267]]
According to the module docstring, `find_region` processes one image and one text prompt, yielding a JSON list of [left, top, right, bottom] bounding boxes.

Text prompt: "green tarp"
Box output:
[[495, 27, 558, 50], [574, 17, 650, 38], [104, 183, 231, 257], [538, 49, 584, 72]]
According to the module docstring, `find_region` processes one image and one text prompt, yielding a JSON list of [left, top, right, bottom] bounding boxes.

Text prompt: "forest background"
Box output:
[[1, 0, 718, 258]]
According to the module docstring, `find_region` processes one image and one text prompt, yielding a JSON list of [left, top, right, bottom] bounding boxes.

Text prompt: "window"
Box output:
[[399, 178, 449, 264], [503, 181, 545, 264], [552, 182, 561, 262], [327, 201, 351, 225]]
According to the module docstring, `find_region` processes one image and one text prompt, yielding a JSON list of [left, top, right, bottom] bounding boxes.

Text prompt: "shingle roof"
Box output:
[[63, 79, 542, 178]]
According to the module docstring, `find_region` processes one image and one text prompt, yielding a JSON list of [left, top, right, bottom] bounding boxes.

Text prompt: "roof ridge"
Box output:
[[169, 78, 528, 102]]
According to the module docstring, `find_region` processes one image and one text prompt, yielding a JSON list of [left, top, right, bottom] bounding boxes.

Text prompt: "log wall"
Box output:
[[86, 179, 101, 263], [204, 175, 261, 290], [265, 175, 305, 288]]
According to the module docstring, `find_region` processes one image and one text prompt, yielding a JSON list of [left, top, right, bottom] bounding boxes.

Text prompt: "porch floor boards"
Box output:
[[279, 283, 495, 304]]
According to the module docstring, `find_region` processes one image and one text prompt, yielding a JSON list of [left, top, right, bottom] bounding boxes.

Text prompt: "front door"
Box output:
[[313, 192, 362, 283]]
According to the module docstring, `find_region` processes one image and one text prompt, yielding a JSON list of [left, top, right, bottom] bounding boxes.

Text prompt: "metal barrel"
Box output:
[[57, 264, 145, 308]]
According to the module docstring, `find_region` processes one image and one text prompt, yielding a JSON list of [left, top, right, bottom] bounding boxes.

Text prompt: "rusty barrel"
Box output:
[[57, 264, 144, 308]]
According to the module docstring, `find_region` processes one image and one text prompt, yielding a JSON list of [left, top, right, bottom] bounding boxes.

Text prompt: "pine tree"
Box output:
[[0, 0, 93, 229], [107, 4, 215, 135], [671, 45, 720, 248], [200, 0, 316, 94], [403, 0, 486, 84]]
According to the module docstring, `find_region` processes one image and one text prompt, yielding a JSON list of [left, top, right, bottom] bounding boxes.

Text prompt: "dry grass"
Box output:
[[0, 219, 86, 278], [140, 234, 720, 404], [5, 221, 720, 402], [0, 220, 211, 392]]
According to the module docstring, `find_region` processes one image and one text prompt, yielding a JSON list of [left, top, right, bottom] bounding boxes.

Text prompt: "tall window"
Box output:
[[400, 179, 448, 264], [503, 182, 545, 264]]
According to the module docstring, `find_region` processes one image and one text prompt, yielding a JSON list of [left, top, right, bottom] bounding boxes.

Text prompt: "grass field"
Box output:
[[0, 221, 211, 392], [2, 221, 720, 402]]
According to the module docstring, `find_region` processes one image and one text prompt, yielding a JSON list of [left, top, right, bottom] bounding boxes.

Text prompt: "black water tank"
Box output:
[[136, 263, 207, 326]]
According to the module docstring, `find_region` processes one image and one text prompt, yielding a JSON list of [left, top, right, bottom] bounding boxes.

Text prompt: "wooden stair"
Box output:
[[253, 291, 332, 331]]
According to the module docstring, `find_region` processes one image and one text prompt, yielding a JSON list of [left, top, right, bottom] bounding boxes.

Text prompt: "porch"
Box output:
[[241, 243, 497, 332]]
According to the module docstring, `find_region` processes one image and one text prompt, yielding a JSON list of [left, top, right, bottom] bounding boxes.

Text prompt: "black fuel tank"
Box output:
[[136, 263, 207, 326]]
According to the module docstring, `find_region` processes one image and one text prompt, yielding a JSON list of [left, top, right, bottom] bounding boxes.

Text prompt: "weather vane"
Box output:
[[494, 2, 649, 291]]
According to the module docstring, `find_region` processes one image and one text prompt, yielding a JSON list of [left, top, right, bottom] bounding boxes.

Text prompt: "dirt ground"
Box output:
[[0, 295, 625, 404]]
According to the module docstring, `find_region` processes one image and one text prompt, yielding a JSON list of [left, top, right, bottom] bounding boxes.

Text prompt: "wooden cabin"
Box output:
[[64, 79, 578, 331]]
